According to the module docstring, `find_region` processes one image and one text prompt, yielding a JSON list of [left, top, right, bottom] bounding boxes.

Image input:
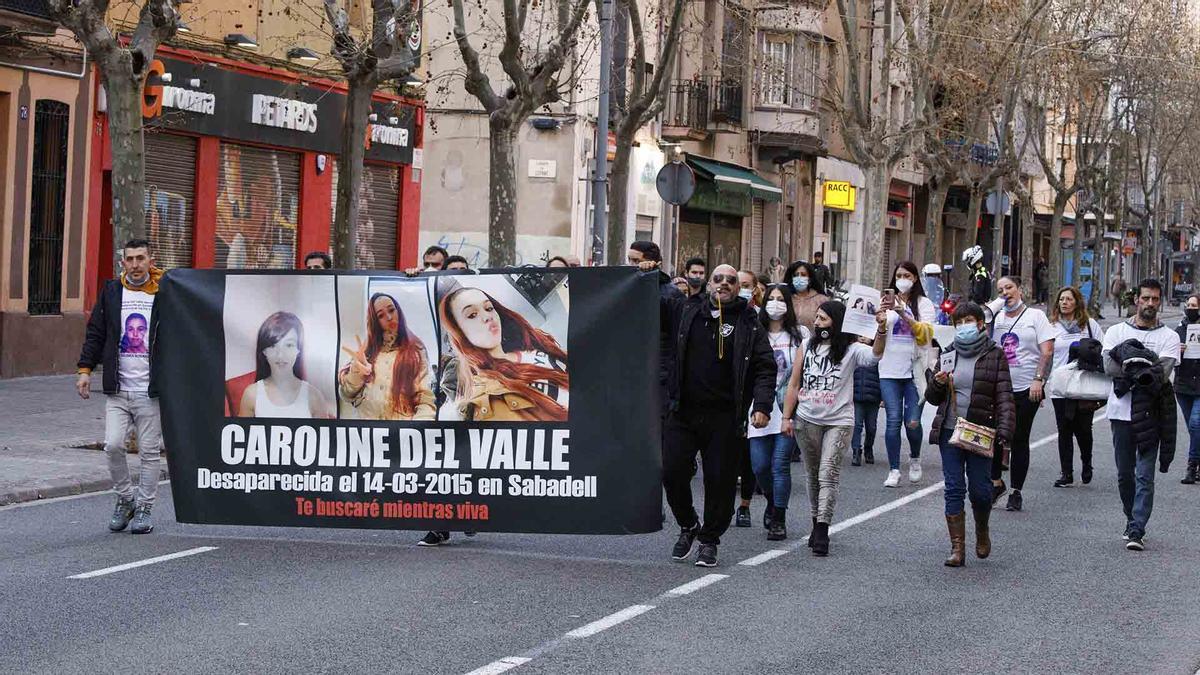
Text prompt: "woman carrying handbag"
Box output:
[[926, 302, 1016, 568], [1047, 287, 1104, 487]]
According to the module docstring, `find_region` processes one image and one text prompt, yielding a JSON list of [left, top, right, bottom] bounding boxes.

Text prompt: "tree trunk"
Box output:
[[1019, 192, 1035, 299], [860, 162, 890, 288], [923, 181, 949, 265], [606, 134, 634, 264], [489, 117, 519, 267], [958, 187, 985, 292], [1048, 194, 1068, 295], [333, 74, 376, 269], [1070, 216, 1082, 287], [102, 63, 147, 257]]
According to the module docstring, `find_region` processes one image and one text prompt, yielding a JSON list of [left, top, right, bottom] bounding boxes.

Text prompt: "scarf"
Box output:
[[953, 329, 993, 359], [1059, 319, 1081, 335]]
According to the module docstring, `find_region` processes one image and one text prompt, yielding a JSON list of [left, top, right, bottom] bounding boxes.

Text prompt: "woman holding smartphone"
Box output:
[[878, 262, 936, 488]]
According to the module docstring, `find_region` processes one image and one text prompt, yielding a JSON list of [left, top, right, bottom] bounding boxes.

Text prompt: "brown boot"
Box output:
[[972, 505, 992, 559], [944, 513, 966, 567]]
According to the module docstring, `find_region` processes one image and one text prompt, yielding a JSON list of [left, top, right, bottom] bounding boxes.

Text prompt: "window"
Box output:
[[28, 100, 70, 316], [761, 34, 792, 106], [793, 35, 819, 110]]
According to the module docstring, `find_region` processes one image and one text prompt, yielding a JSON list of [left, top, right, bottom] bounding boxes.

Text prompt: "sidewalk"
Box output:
[[0, 375, 165, 506]]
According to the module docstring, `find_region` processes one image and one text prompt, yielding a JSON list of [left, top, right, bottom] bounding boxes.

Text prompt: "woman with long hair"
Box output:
[[878, 261, 937, 488], [987, 276, 1055, 511], [240, 311, 333, 418], [926, 302, 1015, 567], [1174, 294, 1200, 485], [746, 284, 810, 540], [339, 293, 436, 420], [1047, 286, 1104, 487], [782, 300, 887, 556], [440, 286, 569, 421], [784, 260, 830, 331]]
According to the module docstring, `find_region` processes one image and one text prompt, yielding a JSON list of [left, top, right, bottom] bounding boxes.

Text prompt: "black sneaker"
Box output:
[[767, 519, 787, 541], [762, 504, 775, 529], [1081, 466, 1093, 484], [864, 450, 875, 465], [108, 496, 136, 532], [1005, 490, 1023, 512], [671, 526, 699, 561], [1122, 524, 1133, 541], [1126, 537, 1145, 551], [735, 506, 752, 528], [1053, 474, 1074, 488], [851, 448, 862, 467], [992, 480, 1008, 504], [694, 543, 718, 567], [129, 503, 154, 534], [417, 531, 450, 546]]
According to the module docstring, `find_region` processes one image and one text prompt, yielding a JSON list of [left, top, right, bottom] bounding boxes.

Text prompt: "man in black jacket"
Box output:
[[658, 263, 776, 567], [628, 240, 684, 420], [76, 239, 164, 535]]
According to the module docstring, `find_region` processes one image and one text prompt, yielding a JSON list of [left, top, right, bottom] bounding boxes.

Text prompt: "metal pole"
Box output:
[[590, 0, 613, 266]]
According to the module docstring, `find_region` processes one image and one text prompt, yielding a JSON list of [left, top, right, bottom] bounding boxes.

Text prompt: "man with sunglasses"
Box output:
[[653, 262, 777, 567]]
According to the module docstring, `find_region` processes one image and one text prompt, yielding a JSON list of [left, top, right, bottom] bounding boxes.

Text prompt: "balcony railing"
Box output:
[[662, 78, 745, 136], [0, 0, 51, 19], [711, 79, 744, 127]]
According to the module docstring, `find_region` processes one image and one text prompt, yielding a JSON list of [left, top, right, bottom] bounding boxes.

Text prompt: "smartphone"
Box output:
[[882, 289, 895, 309]]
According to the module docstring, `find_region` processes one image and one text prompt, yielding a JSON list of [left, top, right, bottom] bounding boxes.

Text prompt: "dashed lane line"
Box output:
[[68, 546, 218, 579]]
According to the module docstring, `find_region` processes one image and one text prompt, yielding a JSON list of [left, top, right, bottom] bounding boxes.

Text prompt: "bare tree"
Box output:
[[46, 0, 182, 252], [604, 0, 687, 263], [323, 0, 422, 269], [450, 0, 593, 266]]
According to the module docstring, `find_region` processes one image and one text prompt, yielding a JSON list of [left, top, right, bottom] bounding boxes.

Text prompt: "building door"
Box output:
[[214, 143, 301, 269], [331, 162, 400, 269], [143, 132, 196, 270], [28, 100, 69, 316]]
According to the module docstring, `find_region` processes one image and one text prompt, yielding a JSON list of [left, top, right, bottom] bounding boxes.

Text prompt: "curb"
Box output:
[[0, 470, 169, 507]]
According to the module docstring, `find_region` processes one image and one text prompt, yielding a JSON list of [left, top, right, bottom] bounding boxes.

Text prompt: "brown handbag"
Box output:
[[945, 373, 997, 459]]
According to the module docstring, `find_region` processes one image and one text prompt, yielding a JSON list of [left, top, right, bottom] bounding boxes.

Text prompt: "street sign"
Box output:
[[656, 162, 696, 206]]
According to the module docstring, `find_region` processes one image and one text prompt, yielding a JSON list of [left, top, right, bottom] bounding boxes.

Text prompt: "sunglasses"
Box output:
[[711, 274, 737, 285]]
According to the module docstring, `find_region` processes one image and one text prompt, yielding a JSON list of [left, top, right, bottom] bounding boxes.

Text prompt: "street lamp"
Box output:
[[287, 47, 320, 64]]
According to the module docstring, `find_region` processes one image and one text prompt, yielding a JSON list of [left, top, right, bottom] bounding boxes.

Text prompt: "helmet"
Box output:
[[962, 246, 983, 266], [922, 263, 942, 276]]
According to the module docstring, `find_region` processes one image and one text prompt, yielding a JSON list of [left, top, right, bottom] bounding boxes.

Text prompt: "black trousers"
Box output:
[[992, 389, 1039, 490], [1052, 399, 1095, 476], [663, 409, 742, 545], [739, 442, 757, 501]]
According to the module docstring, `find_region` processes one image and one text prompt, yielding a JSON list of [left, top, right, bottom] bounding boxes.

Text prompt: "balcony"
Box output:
[[662, 78, 745, 141], [0, 0, 56, 33]]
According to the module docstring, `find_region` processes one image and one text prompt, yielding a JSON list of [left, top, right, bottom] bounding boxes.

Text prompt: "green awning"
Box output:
[[686, 156, 782, 203]]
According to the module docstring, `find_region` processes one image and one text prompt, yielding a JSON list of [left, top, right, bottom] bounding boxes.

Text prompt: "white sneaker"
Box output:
[[884, 470, 902, 488], [909, 458, 923, 483]]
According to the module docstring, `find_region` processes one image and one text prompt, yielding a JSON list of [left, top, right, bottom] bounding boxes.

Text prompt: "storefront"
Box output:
[[86, 47, 423, 307], [821, 179, 855, 284], [674, 156, 781, 272]]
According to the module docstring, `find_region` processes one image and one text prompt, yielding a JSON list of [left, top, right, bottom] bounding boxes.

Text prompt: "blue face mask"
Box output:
[[956, 323, 980, 341], [792, 276, 810, 292], [738, 288, 754, 300]]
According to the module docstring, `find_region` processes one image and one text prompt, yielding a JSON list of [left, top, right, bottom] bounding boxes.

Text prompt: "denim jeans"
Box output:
[[1175, 393, 1200, 463], [104, 392, 163, 505], [1111, 420, 1156, 539], [880, 378, 923, 469], [938, 428, 992, 516], [749, 433, 795, 509], [852, 401, 879, 454]]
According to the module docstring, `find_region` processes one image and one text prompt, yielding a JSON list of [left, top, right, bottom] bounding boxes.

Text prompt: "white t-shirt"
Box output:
[[749, 329, 801, 438], [1102, 321, 1180, 421], [1049, 318, 1104, 370], [990, 306, 1055, 392], [117, 288, 155, 392], [878, 296, 936, 379], [795, 340, 879, 427]]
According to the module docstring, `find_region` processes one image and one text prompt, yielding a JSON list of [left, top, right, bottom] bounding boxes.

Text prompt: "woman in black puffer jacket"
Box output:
[[852, 344, 882, 466], [926, 302, 1016, 568]]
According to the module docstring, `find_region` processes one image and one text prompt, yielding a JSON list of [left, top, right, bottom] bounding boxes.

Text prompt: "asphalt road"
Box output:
[[2, 404, 1199, 674]]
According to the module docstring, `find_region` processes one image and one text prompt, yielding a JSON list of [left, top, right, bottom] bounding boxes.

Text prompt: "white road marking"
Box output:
[[666, 574, 728, 595], [737, 549, 790, 566], [564, 604, 655, 638], [463, 657, 532, 675], [68, 546, 217, 579]]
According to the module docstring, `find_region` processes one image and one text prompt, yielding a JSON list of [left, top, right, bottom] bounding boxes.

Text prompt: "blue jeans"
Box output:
[[749, 433, 795, 509], [852, 401, 879, 454], [880, 378, 923, 469], [1111, 420, 1156, 539], [1175, 393, 1200, 462], [939, 428, 992, 516]]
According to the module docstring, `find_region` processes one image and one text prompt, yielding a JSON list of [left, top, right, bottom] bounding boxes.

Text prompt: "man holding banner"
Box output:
[[658, 263, 776, 567]]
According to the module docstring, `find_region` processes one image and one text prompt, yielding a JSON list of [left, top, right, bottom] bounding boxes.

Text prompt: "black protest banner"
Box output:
[[155, 267, 662, 534]]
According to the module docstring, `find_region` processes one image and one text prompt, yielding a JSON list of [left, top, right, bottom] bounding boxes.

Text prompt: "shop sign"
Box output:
[[687, 180, 751, 216], [823, 181, 856, 211], [251, 94, 318, 133]]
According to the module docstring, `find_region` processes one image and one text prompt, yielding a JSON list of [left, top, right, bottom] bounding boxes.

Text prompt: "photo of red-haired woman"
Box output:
[[338, 291, 436, 420]]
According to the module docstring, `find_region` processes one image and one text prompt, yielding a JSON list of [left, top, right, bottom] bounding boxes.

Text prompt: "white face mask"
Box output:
[[738, 288, 754, 301], [765, 300, 787, 320], [895, 278, 914, 294]]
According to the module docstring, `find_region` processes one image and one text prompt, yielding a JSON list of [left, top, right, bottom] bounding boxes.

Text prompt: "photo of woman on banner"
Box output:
[[338, 289, 437, 420], [238, 311, 334, 418], [436, 273, 569, 422], [222, 275, 339, 418]]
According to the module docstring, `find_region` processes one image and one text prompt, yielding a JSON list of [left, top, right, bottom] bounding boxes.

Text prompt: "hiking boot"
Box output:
[[671, 525, 699, 561], [694, 543, 718, 567], [735, 505, 752, 528], [108, 496, 136, 532], [130, 503, 154, 535]]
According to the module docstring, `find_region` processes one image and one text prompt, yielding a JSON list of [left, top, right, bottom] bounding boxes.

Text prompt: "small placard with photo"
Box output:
[[1186, 324, 1200, 360], [940, 350, 958, 374]]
